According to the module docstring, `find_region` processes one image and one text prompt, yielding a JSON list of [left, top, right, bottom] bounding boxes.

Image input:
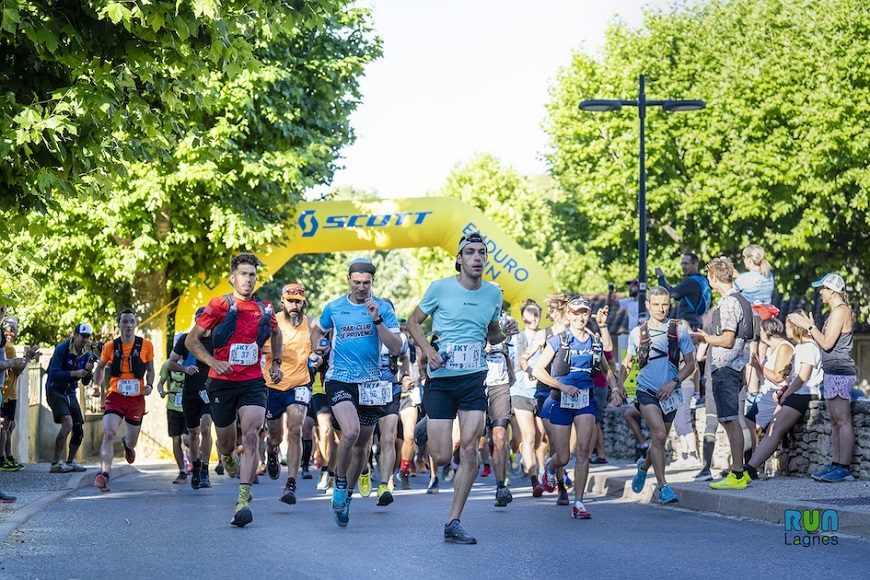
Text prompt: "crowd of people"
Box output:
[[0, 239, 860, 544]]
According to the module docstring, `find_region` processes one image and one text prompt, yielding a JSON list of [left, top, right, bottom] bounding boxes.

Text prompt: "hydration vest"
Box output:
[[550, 330, 602, 378], [637, 319, 680, 370], [110, 337, 146, 378], [211, 294, 273, 349], [711, 293, 757, 341]]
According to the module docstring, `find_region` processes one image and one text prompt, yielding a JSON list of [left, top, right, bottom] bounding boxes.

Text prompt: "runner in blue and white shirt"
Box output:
[[310, 258, 402, 528]]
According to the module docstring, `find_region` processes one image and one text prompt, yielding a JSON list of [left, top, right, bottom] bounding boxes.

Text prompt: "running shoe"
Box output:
[[631, 458, 648, 494], [199, 471, 212, 488], [480, 464, 491, 477], [532, 482, 544, 497], [67, 460, 87, 472], [818, 466, 856, 483], [0, 491, 16, 503], [692, 467, 712, 482], [332, 488, 350, 528], [709, 471, 750, 490], [6, 456, 23, 470], [564, 473, 573, 490], [215, 462, 225, 475], [444, 520, 477, 544], [572, 500, 591, 519], [635, 443, 649, 461], [316, 470, 330, 492], [359, 470, 372, 498], [494, 486, 513, 507], [121, 437, 135, 464], [231, 499, 253, 527], [427, 476, 440, 494], [659, 484, 679, 504], [49, 461, 73, 473], [444, 465, 457, 482], [325, 475, 335, 494], [257, 463, 267, 476], [221, 452, 239, 478], [377, 483, 394, 506], [266, 446, 280, 480], [400, 471, 411, 490], [94, 472, 110, 492], [172, 471, 188, 484], [541, 462, 556, 494], [280, 480, 297, 505], [301, 466, 313, 480], [589, 455, 608, 465], [810, 464, 836, 481], [556, 489, 570, 506], [191, 459, 202, 489], [509, 452, 523, 478]]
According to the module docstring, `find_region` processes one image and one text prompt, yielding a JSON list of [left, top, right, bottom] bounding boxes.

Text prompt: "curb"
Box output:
[[588, 471, 870, 538], [0, 465, 139, 542]]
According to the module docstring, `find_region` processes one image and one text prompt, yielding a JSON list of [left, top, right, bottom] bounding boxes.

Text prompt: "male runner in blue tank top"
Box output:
[[406, 232, 519, 545]]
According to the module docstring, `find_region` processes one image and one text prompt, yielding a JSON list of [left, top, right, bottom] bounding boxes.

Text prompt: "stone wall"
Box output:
[[602, 400, 870, 479]]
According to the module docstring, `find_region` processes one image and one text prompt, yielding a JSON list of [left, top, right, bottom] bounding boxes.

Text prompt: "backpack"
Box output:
[[550, 330, 602, 378], [211, 294, 273, 350], [637, 319, 680, 370], [684, 274, 712, 315], [110, 337, 146, 378], [711, 293, 758, 341]]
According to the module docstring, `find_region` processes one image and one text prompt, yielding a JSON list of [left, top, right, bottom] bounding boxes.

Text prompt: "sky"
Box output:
[[327, 0, 676, 199]]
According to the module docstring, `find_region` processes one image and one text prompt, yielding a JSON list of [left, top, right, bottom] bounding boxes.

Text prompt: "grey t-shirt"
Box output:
[[710, 290, 751, 372]]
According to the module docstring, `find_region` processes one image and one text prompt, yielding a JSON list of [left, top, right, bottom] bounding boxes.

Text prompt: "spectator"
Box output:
[[618, 279, 641, 333], [735, 244, 778, 402], [0, 316, 39, 471], [744, 318, 793, 458], [655, 252, 711, 331]]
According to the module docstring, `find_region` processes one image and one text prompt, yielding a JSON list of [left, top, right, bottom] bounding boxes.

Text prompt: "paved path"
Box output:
[[1, 464, 867, 579]]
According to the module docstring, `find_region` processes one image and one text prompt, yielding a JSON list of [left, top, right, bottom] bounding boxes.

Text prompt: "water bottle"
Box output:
[[318, 338, 330, 350], [308, 353, 323, 370]]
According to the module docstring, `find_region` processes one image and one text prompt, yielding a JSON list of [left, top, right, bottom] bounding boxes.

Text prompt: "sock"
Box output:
[[531, 475, 540, 486], [328, 470, 335, 478], [379, 481, 388, 488], [744, 464, 758, 480], [202, 463, 208, 473], [496, 480, 505, 488], [400, 459, 410, 474], [287, 477, 296, 487], [239, 483, 252, 501], [321, 466, 329, 474], [446, 518, 460, 528], [336, 476, 347, 489], [702, 439, 715, 470], [744, 449, 753, 465], [732, 470, 744, 480], [301, 439, 313, 468], [557, 481, 567, 492]]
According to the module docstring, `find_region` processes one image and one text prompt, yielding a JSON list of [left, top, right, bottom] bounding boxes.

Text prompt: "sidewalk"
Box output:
[[0, 462, 138, 540], [583, 460, 870, 538]]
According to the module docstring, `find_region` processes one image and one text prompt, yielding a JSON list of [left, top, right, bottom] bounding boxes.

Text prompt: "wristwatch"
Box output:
[[373, 317, 384, 326], [807, 325, 815, 333]]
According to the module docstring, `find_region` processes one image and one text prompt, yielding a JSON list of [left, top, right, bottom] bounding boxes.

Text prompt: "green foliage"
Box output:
[[545, 0, 870, 310], [1, 0, 381, 344]]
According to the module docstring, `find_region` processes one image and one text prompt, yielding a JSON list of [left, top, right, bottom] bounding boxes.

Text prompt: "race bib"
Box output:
[[560, 389, 589, 410], [117, 379, 140, 397], [359, 381, 392, 406], [294, 387, 311, 405], [229, 342, 258, 366], [199, 389, 210, 404], [444, 343, 482, 371], [659, 388, 684, 415], [173, 392, 183, 408]]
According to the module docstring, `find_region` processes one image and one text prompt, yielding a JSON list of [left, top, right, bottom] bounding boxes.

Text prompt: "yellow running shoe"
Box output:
[[359, 470, 372, 498], [221, 452, 239, 478], [709, 471, 750, 490], [231, 487, 253, 527]]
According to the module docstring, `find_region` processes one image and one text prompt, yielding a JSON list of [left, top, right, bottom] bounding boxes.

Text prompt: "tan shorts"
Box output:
[[486, 383, 512, 424]]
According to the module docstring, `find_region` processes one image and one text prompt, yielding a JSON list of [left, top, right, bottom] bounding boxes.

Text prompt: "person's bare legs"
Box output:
[[827, 397, 854, 467]]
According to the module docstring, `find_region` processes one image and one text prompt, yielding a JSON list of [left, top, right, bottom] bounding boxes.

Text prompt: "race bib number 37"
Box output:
[[229, 342, 259, 366], [359, 381, 392, 406], [444, 343, 482, 371]]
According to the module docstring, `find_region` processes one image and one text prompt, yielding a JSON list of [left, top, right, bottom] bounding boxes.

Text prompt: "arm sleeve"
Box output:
[[626, 329, 639, 358], [160, 361, 170, 380], [318, 302, 334, 331], [677, 325, 696, 355], [418, 282, 439, 316], [667, 278, 697, 300], [381, 302, 400, 331], [719, 297, 740, 332], [47, 344, 71, 381], [546, 335, 560, 352], [657, 274, 671, 291], [172, 334, 189, 358], [196, 296, 229, 331]]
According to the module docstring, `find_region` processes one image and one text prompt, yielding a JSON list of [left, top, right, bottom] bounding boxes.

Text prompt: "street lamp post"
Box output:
[[580, 74, 704, 321]]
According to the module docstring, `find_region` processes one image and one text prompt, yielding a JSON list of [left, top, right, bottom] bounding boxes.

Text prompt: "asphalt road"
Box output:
[[1, 465, 867, 579]]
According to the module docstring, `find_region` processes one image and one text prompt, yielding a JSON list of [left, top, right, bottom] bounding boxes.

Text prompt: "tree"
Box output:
[[545, 0, 869, 312], [2, 1, 381, 344]]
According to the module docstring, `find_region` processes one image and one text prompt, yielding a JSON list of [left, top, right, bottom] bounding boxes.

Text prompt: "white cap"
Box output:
[[75, 323, 94, 336], [811, 273, 845, 293]]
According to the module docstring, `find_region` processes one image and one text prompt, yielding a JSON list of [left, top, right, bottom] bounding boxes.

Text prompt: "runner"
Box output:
[[484, 333, 515, 507], [533, 296, 622, 519], [156, 358, 189, 484], [92, 310, 156, 492], [406, 232, 518, 544], [310, 258, 403, 528], [511, 299, 546, 497], [184, 253, 282, 527], [397, 320, 420, 491], [263, 283, 315, 506], [690, 257, 754, 490], [622, 287, 697, 504], [309, 357, 337, 493], [168, 307, 215, 489], [45, 323, 94, 473]]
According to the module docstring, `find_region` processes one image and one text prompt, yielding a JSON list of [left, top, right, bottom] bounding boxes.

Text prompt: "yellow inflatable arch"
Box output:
[[176, 198, 556, 330]]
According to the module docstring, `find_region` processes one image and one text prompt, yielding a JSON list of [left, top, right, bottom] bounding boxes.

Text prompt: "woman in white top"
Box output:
[[744, 311, 823, 480], [744, 318, 794, 455]]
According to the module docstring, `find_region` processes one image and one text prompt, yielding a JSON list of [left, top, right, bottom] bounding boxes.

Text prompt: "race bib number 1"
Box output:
[[117, 379, 140, 397], [359, 381, 392, 406], [229, 343, 259, 366], [444, 343, 482, 371], [560, 389, 589, 410], [659, 388, 684, 415]]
